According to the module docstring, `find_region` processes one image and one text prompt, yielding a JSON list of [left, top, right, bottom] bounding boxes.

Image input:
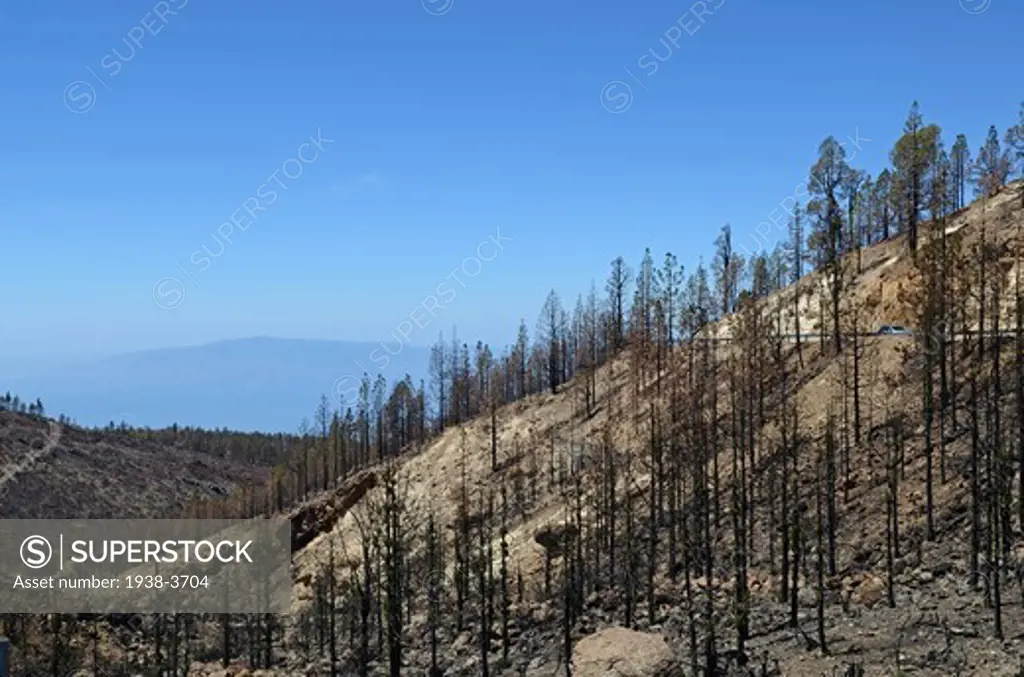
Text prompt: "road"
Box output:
[[689, 329, 1021, 343]]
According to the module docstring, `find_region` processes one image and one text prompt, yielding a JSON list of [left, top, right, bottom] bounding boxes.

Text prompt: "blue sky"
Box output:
[[2, 0, 1021, 365]]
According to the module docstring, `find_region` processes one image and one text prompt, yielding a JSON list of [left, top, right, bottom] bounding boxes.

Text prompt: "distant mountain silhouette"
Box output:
[[4, 337, 429, 432]]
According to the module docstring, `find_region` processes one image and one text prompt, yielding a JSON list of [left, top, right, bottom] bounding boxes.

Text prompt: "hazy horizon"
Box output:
[[2, 336, 432, 432]]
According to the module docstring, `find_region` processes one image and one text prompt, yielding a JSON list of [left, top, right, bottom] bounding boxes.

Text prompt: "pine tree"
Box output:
[[607, 257, 631, 352], [973, 125, 1012, 197], [655, 252, 684, 348], [808, 136, 850, 354], [843, 168, 867, 274], [538, 290, 566, 395], [713, 224, 742, 320], [951, 134, 972, 211], [890, 102, 939, 253], [788, 205, 807, 363], [1006, 102, 1024, 204]]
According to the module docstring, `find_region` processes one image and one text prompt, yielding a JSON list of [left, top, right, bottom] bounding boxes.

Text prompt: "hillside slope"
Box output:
[[277, 181, 1024, 676], [0, 412, 269, 518]]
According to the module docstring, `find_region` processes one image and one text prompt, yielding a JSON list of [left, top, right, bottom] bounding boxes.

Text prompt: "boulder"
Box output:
[[573, 627, 682, 677], [850, 574, 886, 608]]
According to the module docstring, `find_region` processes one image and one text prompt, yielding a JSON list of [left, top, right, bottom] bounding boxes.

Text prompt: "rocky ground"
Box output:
[[176, 539, 1024, 677]]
